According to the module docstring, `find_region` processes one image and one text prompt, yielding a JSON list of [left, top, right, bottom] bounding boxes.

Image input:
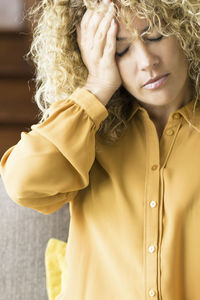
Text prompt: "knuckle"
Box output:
[[106, 41, 113, 50], [96, 25, 107, 39], [96, 31, 104, 40], [88, 43, 94, 51]]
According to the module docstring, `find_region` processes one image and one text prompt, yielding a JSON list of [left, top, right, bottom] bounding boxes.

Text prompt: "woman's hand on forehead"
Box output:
[[75, 0, 122, 104]]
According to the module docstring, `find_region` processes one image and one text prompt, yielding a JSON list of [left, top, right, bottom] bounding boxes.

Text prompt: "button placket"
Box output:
[[164, 112, 182, 138], [143, 115, 160, 300], [151, 164, 158, 171], [165, 128, 174, 136], [148, 245, 156, 253], [149, 289, 156, 297], [150, 201, 157, 208]]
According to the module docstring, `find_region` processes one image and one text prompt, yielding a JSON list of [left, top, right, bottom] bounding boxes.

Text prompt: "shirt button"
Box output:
[[151, 164, 158, 171], [149, 289, 156, 297], [165, 128, 174, 136], [148, 245, 155, 253], [150, 200, 157, 208], [173, 113, 181, 119]]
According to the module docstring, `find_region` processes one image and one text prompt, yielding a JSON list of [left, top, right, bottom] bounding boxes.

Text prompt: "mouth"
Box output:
[[143, 74, 170, 90]]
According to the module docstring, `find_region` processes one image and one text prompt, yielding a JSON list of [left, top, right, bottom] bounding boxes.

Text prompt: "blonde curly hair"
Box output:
[[25, 0, 200, 145]]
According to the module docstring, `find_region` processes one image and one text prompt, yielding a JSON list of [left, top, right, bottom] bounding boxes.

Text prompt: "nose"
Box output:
[[134, 41, 160, 71]]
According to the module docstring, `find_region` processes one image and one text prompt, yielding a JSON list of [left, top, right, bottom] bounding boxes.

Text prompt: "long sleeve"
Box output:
[[0, 88, 108, 214]]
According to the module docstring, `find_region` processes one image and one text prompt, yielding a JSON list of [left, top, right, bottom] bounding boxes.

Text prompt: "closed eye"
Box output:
[[116, 35, 163, 57], [147, 35, 163, 42], [115, 47, 129, 57]]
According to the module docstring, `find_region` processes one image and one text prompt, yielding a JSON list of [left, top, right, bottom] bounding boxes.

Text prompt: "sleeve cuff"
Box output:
[[67, 87, 109, 129]]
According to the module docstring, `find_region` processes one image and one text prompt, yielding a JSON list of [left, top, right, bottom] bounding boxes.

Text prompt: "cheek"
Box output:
[[165, 37, 188, 70], [116, 59, 139, 92], [168, 49, 188, 76], [117, 58, 133, 78]]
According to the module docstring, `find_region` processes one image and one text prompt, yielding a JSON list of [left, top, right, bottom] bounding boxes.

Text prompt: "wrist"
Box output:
[[83, 84, 115, 106]]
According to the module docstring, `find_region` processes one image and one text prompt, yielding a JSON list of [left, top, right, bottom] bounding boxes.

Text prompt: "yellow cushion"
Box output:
[[45, 238, 67, 300]]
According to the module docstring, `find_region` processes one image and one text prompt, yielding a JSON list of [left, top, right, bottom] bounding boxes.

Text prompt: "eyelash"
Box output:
[[116, 35, 163, 57]]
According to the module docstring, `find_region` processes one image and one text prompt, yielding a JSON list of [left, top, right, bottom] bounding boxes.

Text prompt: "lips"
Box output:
[[143, 74, 169, 87], [143, 74, 169, 90]]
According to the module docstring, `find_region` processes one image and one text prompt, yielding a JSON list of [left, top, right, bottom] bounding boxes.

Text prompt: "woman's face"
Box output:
[[115, 16, 193, 108]]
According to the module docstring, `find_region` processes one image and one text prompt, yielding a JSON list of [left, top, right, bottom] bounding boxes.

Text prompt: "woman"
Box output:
[[1, 0, 200, 299]]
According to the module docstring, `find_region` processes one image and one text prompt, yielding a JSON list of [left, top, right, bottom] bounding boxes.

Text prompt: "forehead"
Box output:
[[116, 15, 150, 42]]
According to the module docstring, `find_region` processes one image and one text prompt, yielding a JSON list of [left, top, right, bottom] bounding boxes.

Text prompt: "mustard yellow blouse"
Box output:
[[1, 87, 200, 300]]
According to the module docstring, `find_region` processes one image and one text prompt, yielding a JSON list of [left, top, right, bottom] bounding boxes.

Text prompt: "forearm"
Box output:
[[0, 88, 108, 213]]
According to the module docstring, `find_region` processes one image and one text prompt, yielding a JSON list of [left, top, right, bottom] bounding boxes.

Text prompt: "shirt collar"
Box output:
[[127, 98, 200, 133], [176, 98, 200, 133]]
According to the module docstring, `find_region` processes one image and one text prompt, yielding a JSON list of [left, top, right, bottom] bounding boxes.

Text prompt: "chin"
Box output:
[[144, 90, 174, 105], [136, 95, 173, 107]]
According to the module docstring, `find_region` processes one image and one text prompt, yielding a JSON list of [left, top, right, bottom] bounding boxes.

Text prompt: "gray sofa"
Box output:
[[0, 176, 70, 300]]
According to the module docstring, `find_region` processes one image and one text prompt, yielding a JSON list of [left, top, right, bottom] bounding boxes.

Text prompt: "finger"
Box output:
[[82, 0, 104, 33], [87, 9, 105, 48], [86, 0, 110, 40], [103, 18, 117, 60], [80, 9, 93, 33], [94, 3, 115, 57]]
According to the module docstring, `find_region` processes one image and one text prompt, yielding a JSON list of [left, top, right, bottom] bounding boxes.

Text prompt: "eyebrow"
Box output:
[[116, 25, 150, 41]]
